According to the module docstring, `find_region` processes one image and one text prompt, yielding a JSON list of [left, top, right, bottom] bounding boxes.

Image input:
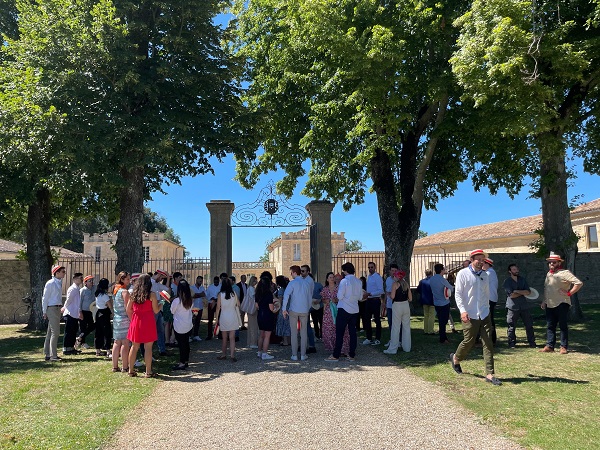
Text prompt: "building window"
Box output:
[[94, 247, 101, 263], [143, 246, 150, 262], [293, 243, 301, 261], [588, 225, 599, 249]]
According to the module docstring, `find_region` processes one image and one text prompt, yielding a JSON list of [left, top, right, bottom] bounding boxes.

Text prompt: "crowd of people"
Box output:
[[41, 250, 583, 383]]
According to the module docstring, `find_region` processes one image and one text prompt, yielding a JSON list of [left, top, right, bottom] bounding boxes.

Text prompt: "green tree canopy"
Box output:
[[231, 0, 472, 269]]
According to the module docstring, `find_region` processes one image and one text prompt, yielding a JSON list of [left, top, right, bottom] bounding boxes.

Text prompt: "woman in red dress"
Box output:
[[127, 274, 161, 377]]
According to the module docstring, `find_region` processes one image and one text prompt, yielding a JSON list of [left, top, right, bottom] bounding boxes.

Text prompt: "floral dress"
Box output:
[[321, 285, 349, 354], [275, 287, 291, 337]]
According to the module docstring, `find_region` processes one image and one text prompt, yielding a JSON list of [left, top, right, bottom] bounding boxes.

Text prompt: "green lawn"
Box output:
[[380, 304, 600, 450], [1, 306, 599, 449]]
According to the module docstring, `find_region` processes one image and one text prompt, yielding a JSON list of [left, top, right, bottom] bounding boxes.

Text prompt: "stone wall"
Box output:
[[0, 260, 30, 324]]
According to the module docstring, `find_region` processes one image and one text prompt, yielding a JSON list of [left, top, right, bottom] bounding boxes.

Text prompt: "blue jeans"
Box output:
[[155, 312, 166, 352], [334, 308, 358, 358], [307, 317, 315, 347], [546, 302, 570, 349]]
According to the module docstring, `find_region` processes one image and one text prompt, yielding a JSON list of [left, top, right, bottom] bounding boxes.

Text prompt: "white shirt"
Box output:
[[42, 277, 63, 314], [95, 293, 110, 309], [486, 267, 498, 302], [205, 283, 221, 304], [337, 274, 362, 314], [190, 284, 206, 309], [170, 297, 193, 334], [151, 278, 167, 297], [63, 283, 81, 317], [454, 267, 490, 320]]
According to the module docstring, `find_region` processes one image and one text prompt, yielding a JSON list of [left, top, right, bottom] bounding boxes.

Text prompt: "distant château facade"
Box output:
[[83, 231, 185, 262]]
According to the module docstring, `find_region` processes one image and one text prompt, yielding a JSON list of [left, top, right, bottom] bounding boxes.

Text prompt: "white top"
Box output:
[[95, 293, 110, 309], [42, 277, 63, 314], [63, 283, 81, 317], [486, 267, 498, 302], [205, 283, 221, 304], [337, 274, 362, 314], [170, 297, 193, 334], [454, 267, 490, 320], [190, 284, 206, 309]]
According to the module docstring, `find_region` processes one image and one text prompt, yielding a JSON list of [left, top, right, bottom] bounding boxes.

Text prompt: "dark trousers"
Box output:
[[489, 301, 497, 343], [94, 308, 112, 350], [455, 314, 495, 375], [78, 310, 95, 344], [63, 315, 79, 349], [333, 308, 358, 358], [310, 308, 324, 338], [175, 330, 191, 363], [435, 304, 450, 343], [192, 309, 203, 337], [507, 308, 536, 346], [363, 298, 382, 340], [357, 301, 366, 330], [206, 303, 216, 338], [546, 303, 570, 349]]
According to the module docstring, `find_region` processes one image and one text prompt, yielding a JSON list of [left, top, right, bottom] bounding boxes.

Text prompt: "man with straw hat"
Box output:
[[503, 264, 536, 349], [449, 249, 502, 386], [540, 252, 583, 354]]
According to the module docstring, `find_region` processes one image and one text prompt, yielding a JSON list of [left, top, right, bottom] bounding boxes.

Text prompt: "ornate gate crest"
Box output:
[[231, 180, 309, 227]]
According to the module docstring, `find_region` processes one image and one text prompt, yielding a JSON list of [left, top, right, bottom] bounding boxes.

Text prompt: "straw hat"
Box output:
[[83, 275, 94, 283], [470, 249, 488, 258], [546, 252, 564, 262], [51, 265, 65, 275], [483, 258, 494, 266]]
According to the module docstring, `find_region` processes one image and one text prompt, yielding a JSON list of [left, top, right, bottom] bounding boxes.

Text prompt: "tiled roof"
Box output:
[[0, 239, 90, 258], [415, 198, 600, 247], [0, 239, 24, 253]]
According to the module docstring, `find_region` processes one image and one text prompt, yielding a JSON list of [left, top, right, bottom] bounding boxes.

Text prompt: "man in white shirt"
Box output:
[[326, 262, 362, 361], [42, 265, 66, 361], [282, 265, 312, 361], [363, 261, 384, 345], [190, 276, 206, 341], [450, 249, 501, 386], [63, 273, 83, 355]]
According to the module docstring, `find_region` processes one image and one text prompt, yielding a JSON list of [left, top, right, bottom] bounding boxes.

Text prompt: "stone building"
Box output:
[[267, 228, 346, 277], [83, 231, 186, 261]]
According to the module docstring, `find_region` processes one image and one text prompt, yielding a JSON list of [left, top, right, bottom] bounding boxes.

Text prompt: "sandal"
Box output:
[[112, 367, 120, 372], [217, 355, 227, 360], [231, 357, 237, 362], [128, 371, 137, 377], [144, 372, 157, 378], [122, 368, 129, 373]]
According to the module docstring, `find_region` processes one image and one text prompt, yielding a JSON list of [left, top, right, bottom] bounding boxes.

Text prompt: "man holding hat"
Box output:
[[449, 249, 501, 386], [76, 275, 95, 349], [503, 264, 536, 348], [42, 265, 66, 361], [540, 252, 583, 354]]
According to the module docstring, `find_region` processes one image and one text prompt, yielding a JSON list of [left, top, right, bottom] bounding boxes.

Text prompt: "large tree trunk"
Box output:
[[539, 140, 583, 321], [114, 166, 145, 275], [26, 188, 54, 330]]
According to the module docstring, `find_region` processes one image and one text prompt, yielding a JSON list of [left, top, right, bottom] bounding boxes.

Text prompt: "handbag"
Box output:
[[240, 294, 256, 315]]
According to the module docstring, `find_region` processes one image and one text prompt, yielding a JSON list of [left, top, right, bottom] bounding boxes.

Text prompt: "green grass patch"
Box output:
[[380, 304, 600, 449], [0, 324, 178, 450]]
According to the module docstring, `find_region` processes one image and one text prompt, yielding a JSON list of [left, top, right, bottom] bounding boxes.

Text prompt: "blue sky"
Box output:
[[147, 155, 599, 261]]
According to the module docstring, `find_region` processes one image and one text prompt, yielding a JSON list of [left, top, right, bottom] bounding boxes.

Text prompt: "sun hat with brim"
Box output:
[[130, 273, 141, 281], [470, 249, 488, 258], [155, 269, 168, 278], [546, 252, 564, 262], [83, 275, 94, 283], [483, 258, 494, 266], [525, 287, 539, 300], [51, 265, 65, 275], [159, 290, 171, 303]]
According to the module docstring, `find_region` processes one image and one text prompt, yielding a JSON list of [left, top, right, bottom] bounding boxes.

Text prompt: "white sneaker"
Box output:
[[249, 345, 258, 349], [371, 340, 381, 345], [257, 351, 262, 358], [134, 360, 144, 367], [188, 337, 193, 343], [362, 339, 371, 345], [383, 349, 397, 355], [82, 343, 90, 349], [262, 353, 274, 360], [301, 355, 308, 361], [384, 341, 390, 347], [291, 355, 298, 361], [193, 336, 202, 342]]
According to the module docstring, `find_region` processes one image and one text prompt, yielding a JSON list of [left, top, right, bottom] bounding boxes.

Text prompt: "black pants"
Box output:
[[310, 307, 324, 338], [94, 308, 112, 350], [435, 304, 450, 343], [192, 309, 203, 337], [507, 307, 535, 346], [206, 303, 216, 338], [63, 314, 79, 349], [357, 301, 366, 330], [175, 330, 191, 363], [333, 308, 358, 359], [363, 298, 382, 341], [545, 303, 570, 349], [78, 310, 95, 344]]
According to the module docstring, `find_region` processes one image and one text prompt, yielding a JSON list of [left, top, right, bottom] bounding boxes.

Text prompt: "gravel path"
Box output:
[[105, 336, 521, 450]]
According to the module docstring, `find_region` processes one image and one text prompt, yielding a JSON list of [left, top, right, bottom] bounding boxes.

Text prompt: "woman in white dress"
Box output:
[[215, 278, 240, 362]]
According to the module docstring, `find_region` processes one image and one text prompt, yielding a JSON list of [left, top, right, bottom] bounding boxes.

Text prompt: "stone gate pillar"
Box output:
[[206, 200, 234, 278], [306, 200, 335, 283]]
